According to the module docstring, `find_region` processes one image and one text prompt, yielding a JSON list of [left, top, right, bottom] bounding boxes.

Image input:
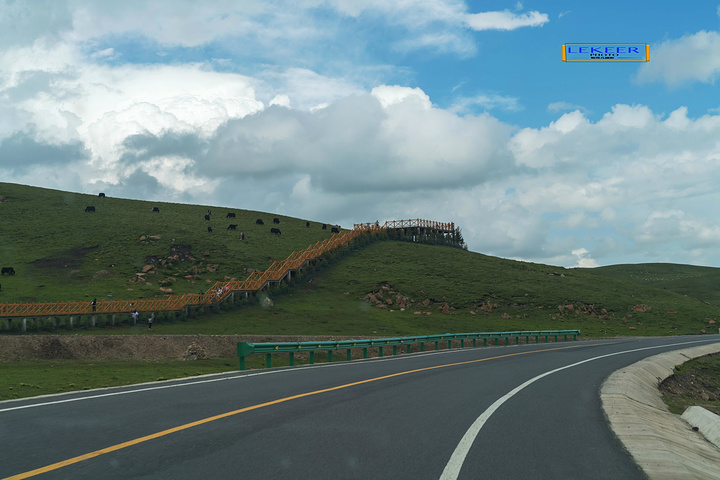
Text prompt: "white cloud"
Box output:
[[371, 85, 432, 109], [636, 30, 720, 87], [464, 10, 549, 31], [547, 101, 587, 114], [572, 248, 599, 268], [451, 93, 522, 113], [269, 95, 291, 108]]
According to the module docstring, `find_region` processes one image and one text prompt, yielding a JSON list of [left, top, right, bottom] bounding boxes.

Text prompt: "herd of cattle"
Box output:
[[1, 192, 343, 290], [82, 193, 342, 239]]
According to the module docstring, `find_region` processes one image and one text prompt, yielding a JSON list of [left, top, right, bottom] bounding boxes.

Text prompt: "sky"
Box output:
[[2, 1, 720, 268]]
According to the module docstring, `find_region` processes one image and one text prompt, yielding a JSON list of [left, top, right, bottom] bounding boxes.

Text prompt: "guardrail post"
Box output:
[[310, 351, 315, 364], [554, 334, 558, 342], [363, 347, 368, 358], [545, 334, 549, 343], [266, 354, 272, 368], [435, 341, 439, 350], [420, 342, 425, 352], [483, 338, 487, 347], [328, 350, 333, 363], [472, 339, 476, 347], [505, 336, 509, 346], [447, 340, 452, 350], [289, 352, 295, 366], [392, 345, 397, 356], [347, 349, 352, 361], [378, 347, 383, 357], [406, 344, 411, 354], [461, 339, 465, 348]]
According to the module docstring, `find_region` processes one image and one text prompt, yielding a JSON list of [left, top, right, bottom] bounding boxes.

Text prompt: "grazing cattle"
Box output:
[[256, 219, 264, 225], [228, 224, 237, 230], [204, 214, 210, 221], [331, 227, 339, 233], [98, 192, 105, 198], [273, 218, 280, 224], [226, 212, 236, 218], [152, 207, 160, 212], [1, 267, 15, 275], [322, 224, 327, 230], [207, 226, 213, 233], [85, 206, 95, 212], [306, 221, 310, 227], [270, 228, 281, 235]]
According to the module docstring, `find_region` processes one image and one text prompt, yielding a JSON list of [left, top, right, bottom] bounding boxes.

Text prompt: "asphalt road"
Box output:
[[2, 336, 718, 480]]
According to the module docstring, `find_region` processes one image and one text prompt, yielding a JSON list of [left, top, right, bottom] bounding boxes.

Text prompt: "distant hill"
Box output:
[[587, 263, 720, 307], [1, 182, 719, 339]]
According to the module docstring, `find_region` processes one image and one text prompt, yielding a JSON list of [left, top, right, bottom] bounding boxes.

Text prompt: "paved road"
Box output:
[[2, 336, 718, 480]]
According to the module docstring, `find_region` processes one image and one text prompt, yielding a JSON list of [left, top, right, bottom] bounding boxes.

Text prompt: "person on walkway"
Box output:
[[131, 310, 139, 325], [91, 298, 97, 312], [148, 315, 153, 330]]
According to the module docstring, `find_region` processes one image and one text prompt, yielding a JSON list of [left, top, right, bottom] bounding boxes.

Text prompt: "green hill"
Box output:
[[587, 264, 720, 307], [0, 182, 338, 303], [1, 182, 719, 338]]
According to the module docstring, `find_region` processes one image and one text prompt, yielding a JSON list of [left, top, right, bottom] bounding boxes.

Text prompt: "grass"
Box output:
[[0, 358, 243, 401], [0, 182, 338, 303]]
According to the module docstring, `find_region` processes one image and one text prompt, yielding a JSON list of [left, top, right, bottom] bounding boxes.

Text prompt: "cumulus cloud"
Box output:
[[636, 31, 720, 87], [572, 248, 599, 268]]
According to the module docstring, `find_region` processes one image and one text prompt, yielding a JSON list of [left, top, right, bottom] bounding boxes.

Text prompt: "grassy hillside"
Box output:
[[0, 182, 339, 303], [1, 182, 719, 339], [587, 264, 720, 307], [204, 241, 719, 338]]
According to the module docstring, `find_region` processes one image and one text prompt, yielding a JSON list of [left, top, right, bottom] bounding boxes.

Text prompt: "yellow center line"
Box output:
[[3, 342, 612, 480]]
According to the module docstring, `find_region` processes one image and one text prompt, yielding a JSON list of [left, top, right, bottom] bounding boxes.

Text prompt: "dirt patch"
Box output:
[[31, 245, 99, 269], [660, 353, 720, 416], [0, 334, 372, 361]]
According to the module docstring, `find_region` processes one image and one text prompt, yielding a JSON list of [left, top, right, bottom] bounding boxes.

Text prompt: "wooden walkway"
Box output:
[[0, 219, 454, 319]]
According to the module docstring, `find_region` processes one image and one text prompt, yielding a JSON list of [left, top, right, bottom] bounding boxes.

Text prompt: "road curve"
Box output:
[[1, 336, 719, 480]]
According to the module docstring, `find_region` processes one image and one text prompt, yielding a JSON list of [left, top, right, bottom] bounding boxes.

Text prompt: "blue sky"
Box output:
[[2, 1, 720, 268]]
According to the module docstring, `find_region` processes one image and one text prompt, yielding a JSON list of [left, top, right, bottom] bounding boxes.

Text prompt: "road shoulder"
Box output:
[[601, 341, 720, 480]]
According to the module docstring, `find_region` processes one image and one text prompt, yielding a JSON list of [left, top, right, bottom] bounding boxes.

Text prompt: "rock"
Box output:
[[261, 297, 274, 307], [142, 265, 153, 273], [184, 342, 207, 361]]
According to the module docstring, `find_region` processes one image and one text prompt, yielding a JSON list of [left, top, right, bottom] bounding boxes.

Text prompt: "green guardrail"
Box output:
[[237, 329, 581, 370]]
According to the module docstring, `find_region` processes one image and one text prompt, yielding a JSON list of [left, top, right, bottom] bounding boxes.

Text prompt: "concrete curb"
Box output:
[[683, 407, 720, 450], [601, 342, 720, 480]]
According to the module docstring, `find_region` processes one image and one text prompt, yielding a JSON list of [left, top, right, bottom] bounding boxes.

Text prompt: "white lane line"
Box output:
[[439, 338, 718, 480]]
